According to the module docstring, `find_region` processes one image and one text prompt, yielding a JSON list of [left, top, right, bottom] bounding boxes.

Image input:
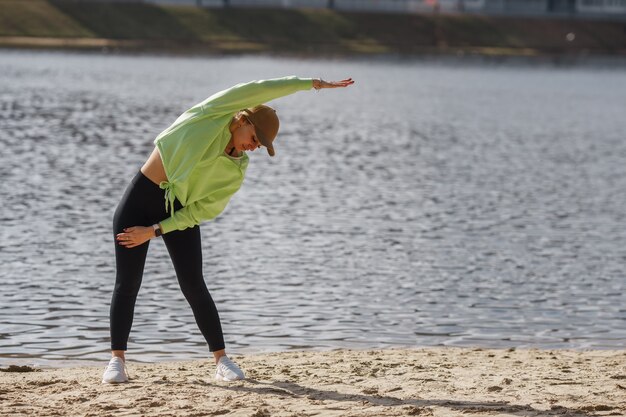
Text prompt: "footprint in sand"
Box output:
[[361, 387, 378, 394], [0, 365, 39, 373], [28, 379, 61, 387]]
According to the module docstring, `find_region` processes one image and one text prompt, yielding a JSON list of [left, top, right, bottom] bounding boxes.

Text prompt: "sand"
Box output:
[[1, 347, 625, 417]]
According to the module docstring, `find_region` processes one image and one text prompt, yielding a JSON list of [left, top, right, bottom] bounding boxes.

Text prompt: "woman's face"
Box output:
[[232, 119, 262, 153]]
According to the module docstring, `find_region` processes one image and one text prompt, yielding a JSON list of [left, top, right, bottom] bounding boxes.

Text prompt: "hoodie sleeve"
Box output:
[[200, 76, 313, 115]]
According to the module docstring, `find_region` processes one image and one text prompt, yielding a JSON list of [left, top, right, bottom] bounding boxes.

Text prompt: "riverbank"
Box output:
[[1, 1, 626, 58], [1, 347, 624, 416]]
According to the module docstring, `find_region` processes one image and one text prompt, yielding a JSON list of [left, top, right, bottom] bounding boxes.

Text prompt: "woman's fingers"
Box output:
[[328, 78, 354, 88], [117, 226, 151, 248], [314, 78, 354, 90], [117, 231, 134, 246]]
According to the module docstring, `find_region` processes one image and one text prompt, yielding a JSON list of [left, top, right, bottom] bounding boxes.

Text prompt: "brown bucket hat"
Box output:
[[241, 104, 279, 156]]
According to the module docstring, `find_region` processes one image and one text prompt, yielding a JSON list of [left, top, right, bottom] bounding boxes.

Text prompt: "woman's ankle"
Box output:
[[213, 349, 226, 364], [112, 350, 126, 362]]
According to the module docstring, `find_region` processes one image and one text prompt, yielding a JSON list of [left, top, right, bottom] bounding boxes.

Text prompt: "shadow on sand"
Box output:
[[183, 378, 604, 417]]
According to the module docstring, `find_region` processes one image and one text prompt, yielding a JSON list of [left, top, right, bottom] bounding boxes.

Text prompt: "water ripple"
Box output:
[[0, 50, 625, 366]]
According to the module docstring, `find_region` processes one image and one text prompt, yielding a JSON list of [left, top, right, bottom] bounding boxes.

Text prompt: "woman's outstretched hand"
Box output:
[[313, 78, 355, 90], [116, 226, 155, 248]]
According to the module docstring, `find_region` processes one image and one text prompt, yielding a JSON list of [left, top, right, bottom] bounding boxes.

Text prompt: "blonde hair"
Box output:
[[235, 109, 252, 123]]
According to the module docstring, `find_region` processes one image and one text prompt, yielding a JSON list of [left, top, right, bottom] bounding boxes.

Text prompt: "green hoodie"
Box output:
[[154, 76, 314, 234]]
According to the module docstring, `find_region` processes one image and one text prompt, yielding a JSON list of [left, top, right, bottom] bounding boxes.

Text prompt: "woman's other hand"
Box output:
[[116, 226, 155, 248], [313, 78, 354, 90]]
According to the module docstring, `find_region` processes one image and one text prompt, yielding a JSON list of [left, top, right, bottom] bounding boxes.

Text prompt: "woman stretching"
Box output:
[[103, 76, 354, 384]]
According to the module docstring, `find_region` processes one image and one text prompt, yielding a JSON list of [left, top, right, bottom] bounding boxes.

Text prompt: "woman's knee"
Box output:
[[113, 274, 142, 297], [178, 275, 210, 300]]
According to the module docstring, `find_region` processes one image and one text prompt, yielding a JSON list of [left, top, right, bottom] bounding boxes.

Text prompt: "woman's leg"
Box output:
[[109, 236, 149, 356], [109, 172, 154, 358], [162, 226, 226, 361]]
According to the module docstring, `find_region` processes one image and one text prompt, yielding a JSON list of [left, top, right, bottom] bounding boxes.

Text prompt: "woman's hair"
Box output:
[[235, 109, 252, 124]]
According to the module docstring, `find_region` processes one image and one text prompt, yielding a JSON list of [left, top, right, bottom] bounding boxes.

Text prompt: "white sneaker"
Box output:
[[215, 356, 245, 381], [102, 357, 129, 384]]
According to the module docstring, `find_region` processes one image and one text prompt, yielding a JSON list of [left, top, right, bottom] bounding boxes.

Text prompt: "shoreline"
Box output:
[[2, 347, 624, 416], [0, 36, 623, 60], [4, 42, 626, 70], [2, 344, 625, 369]]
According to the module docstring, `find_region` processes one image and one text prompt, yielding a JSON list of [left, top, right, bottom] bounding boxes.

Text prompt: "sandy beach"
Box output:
[[1, 347, 624, 417]]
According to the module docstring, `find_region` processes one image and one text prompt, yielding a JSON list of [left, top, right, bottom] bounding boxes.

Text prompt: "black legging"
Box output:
[[110, 170, 225, 352]]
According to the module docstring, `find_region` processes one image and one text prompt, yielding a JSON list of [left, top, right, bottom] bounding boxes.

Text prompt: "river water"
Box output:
[[0, 50, 624, 366]]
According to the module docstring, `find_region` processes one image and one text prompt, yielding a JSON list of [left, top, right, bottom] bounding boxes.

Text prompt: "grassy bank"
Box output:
[[1, 0, 625, 56]]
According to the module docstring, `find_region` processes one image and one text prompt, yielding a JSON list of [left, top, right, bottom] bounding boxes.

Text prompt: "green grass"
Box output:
[[1, 0, 625, 55], [0, 0, 92, 37], [50, 1, 197, 39]]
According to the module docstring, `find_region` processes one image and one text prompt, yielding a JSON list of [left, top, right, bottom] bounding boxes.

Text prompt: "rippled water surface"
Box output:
[[1, 51, 625, 366]]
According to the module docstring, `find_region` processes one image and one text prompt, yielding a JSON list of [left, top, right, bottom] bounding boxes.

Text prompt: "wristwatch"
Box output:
[[153, 224, 162, 237]]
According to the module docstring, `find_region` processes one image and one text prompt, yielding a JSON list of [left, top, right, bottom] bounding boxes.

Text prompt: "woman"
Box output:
[[103, 76, 354, 384]]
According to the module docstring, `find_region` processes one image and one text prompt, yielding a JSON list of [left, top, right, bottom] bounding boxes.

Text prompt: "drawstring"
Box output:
[[159, 181, 176, 215]]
